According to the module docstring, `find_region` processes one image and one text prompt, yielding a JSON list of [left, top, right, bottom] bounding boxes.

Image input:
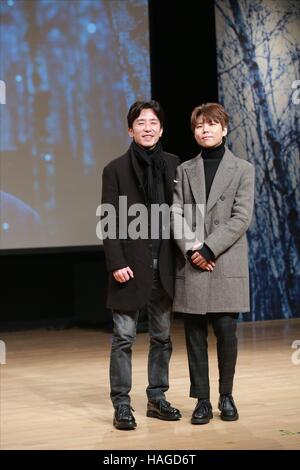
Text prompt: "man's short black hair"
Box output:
[[127, 100, 164, 128]]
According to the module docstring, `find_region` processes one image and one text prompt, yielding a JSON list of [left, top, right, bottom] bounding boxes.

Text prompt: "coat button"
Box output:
[[214, 220, 219, 225], [220, 195, 225, 201]]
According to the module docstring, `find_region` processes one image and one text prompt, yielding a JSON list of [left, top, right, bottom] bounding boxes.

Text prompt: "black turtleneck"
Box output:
[[201, 139, 225, 201]]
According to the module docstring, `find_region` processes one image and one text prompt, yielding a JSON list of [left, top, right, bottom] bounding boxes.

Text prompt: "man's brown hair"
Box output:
[[191, 103, 229, 131]]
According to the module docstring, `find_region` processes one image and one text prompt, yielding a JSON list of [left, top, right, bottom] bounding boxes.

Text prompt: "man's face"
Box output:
[[194, 116, 227, 148], [128, 108, 163, 149]]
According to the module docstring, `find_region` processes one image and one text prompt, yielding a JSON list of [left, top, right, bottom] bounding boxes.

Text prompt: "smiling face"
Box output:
[[128, 108, 163, 149], [194, 116, 227, 148]]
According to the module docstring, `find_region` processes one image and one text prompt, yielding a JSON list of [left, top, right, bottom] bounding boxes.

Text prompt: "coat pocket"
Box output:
[[221, 243, 249, 278]]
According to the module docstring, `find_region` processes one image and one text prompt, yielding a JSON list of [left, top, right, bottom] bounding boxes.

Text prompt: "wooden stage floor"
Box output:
[[1, 318, 299, 450]]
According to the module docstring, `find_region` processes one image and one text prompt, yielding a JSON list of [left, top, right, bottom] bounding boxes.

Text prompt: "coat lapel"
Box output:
[[185, 154, 206, 206], [206, 148, 236, 213]]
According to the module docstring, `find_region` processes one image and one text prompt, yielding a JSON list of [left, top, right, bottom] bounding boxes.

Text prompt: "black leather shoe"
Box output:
[[218, 394, 239, 421], [147, 399, 181, 421], [113, 404, 137, 430], [191, 399, 213, 424]]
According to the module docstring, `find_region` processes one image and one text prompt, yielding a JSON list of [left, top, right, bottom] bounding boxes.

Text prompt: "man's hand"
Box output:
[[191, 252, 215, 271], [113, 267, 134, 283]]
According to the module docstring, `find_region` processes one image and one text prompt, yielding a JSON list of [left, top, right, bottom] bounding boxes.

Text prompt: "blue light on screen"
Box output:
[[0, 0, 150, 248]]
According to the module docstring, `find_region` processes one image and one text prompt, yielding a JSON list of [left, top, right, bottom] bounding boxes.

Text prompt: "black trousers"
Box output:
[[184, 313, 238, 399]]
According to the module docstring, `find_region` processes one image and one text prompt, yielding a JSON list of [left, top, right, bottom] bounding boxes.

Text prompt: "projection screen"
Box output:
[[0, 0, 151, 249]]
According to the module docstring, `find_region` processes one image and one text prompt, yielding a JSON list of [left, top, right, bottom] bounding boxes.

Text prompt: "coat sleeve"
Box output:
[[171, 165, 202, 256], [204, 163, 255, 258], [101, 165, 128, 272]]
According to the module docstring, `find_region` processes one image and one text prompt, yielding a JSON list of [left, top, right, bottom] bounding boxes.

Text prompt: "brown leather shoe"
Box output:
[[113, 404, 137, 430], [147, 399, 181, 421]]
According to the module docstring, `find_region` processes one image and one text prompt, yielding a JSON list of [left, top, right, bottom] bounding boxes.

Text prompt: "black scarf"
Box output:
[[132, 140, 166, 204]]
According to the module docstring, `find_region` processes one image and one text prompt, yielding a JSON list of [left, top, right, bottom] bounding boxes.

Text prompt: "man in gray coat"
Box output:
[[171, 103, 255, 424]]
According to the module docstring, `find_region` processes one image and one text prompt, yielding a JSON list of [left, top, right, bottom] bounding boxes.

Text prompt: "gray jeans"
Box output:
[[109, 270, 172, 408]]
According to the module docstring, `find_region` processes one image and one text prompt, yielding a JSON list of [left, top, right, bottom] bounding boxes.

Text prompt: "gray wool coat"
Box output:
[[171, 147, 255, 314]]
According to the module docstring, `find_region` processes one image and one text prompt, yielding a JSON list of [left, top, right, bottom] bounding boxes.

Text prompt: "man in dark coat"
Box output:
[[101, 101, 181, 430]]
